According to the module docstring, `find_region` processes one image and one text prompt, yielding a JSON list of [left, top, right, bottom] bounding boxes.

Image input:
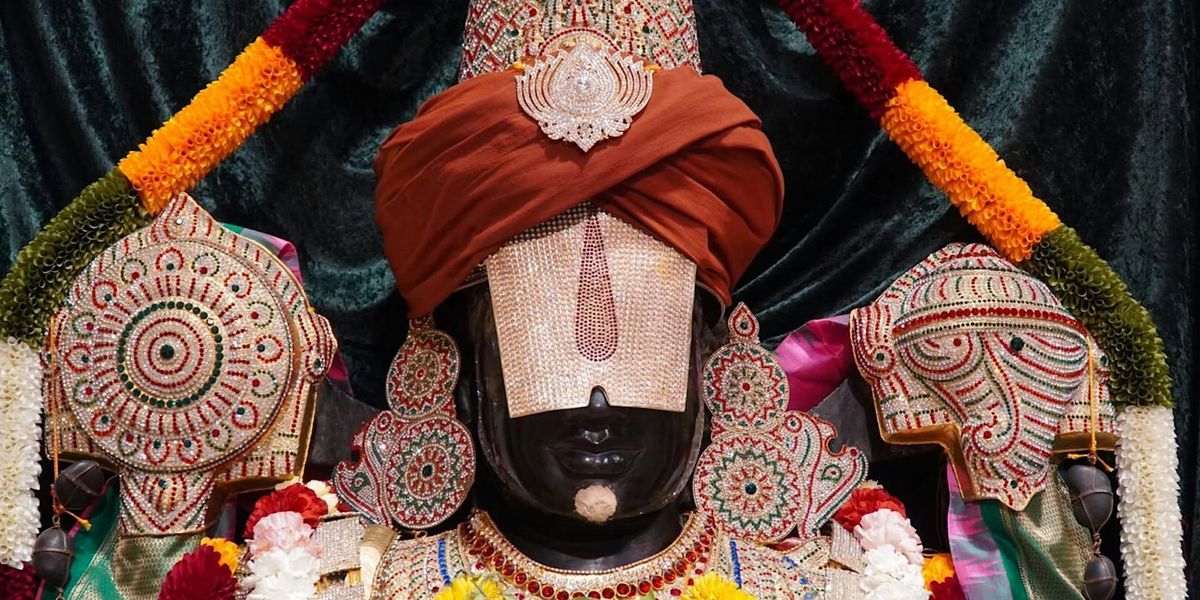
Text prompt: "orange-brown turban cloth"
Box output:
[[375, 67, 785, 316]]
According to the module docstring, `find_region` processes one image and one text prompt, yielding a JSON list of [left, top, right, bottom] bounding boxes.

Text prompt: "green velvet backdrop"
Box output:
[[1, 0, 1195, 588]]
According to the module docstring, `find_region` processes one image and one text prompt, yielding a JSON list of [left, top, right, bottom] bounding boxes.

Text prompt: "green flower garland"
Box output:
[[0, 169, 149, 346], [1024, 227, 1172, 407]]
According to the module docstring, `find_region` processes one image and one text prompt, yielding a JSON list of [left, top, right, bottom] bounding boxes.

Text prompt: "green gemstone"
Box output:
[[236, 407, 245, 415], [1010, 336, 1025, 352], [159, 345, 175, 359]]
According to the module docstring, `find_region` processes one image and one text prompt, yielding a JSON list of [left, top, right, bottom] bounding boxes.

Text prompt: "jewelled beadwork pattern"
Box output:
[[484, 204, 696, 417], [386, 317, 461, 419], [334, 319, 475, 530], [850, 243, 1117, 510], [459, 0, 701, 80], [695, 304, 867, 543], [370, 510, 840, 599], [46, 193, 336, 534]]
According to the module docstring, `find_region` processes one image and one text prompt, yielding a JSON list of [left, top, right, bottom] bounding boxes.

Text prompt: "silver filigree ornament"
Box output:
[[516, 42, 653, 152]]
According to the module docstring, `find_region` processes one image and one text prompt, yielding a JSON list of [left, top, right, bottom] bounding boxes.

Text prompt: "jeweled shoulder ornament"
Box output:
[[45, 193, 336, 535], [516, 41, 654, 152]]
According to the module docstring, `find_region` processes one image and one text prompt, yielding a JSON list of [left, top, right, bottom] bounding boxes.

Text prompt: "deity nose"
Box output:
[[587, 387, 610, 410]]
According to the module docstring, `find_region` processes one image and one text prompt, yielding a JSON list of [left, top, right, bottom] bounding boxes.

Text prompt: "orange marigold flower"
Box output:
[[880, 79, 1060, 262], [118, 37, 302, 213]]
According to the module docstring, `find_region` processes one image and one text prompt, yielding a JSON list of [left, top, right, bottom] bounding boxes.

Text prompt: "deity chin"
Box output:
[[449, 286, 711, 526]]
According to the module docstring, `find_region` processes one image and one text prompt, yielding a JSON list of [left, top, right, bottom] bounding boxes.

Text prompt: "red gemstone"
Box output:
[[526, 581, 539, 594], [615, 583, 631, 597], [556, 591, 569, 600], [482, 544, 495, 557], [514, 572, 527, 585], [250, 311, 259, 319], [503, 564, 516, 576], [131, 272, 140, 280], [638, 582, 651, 595], [540, 585, 553, 598], [198, 267, 207, 275], [85, 322, 94, 331], [685, 550, 697, 562], [588, 592, 601, 599], [601, 588, 615, 599], [664, 572, 676, 583], [670, 590, 681, 597], [651, 576, 664, 589]]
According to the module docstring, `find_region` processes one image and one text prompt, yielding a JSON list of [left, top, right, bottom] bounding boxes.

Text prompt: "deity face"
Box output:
[[443, 286, 713, 524]]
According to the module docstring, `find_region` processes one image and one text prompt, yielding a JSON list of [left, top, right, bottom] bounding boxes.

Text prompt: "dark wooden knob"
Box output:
[[53, 460, 106, 514], [31, 526, 74, 589]]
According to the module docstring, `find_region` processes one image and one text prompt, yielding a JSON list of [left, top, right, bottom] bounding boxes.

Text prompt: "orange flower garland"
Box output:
[[879, 80, 1060, 262], [117, 38, 303, 213]]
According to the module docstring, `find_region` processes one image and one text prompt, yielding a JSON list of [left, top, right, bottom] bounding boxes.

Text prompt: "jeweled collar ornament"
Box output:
[[516, 41, 654, 151]]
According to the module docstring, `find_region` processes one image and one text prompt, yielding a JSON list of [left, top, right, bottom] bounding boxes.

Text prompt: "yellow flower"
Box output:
[[922, 553, 956, 587], [681, 572, 754, 600], [434, 575, 508, 600], [200, 537, 240, 574]]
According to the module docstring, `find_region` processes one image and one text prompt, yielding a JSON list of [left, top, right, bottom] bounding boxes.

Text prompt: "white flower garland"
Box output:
[[0, 338, 43, 568], [1115, 405, 1186, 599], [853, 507, 929, 600], [241, 481, 338, 600], [860, 547, 928, 600]]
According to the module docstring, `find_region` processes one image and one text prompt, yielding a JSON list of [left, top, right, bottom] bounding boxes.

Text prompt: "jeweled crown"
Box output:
[[458, 0, 701, 80]]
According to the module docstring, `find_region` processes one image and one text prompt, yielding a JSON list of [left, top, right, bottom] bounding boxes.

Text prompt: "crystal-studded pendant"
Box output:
[[516, 42, 653, 152]]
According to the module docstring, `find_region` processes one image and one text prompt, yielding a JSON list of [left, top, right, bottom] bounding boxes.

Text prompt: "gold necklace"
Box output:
[[460, 511, 717, 599]]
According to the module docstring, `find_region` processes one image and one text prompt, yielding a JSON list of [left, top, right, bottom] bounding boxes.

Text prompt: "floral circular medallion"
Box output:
[[703, 343, 788, 432], [53, 238, 295, 473], [386, 327, 460, 419], [384, 416, 475, 530], [693, 434, 800, 543]]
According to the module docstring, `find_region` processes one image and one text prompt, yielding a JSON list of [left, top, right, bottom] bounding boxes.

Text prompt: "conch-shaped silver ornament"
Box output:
[[516, 42, 653, 152]]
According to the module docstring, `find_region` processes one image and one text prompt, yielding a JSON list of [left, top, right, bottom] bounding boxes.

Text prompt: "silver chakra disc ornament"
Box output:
[[516, 42, 653, 152]]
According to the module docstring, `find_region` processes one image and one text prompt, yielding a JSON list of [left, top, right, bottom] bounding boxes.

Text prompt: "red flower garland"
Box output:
[[832, 486, 908, 530], [242, 483, 328, 539], [775, 0, 921, 118], [262, 0, 386, 80], [0, 564, 37, 600], [929, 575, 966, 600], [158, 545, 236, 600]]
